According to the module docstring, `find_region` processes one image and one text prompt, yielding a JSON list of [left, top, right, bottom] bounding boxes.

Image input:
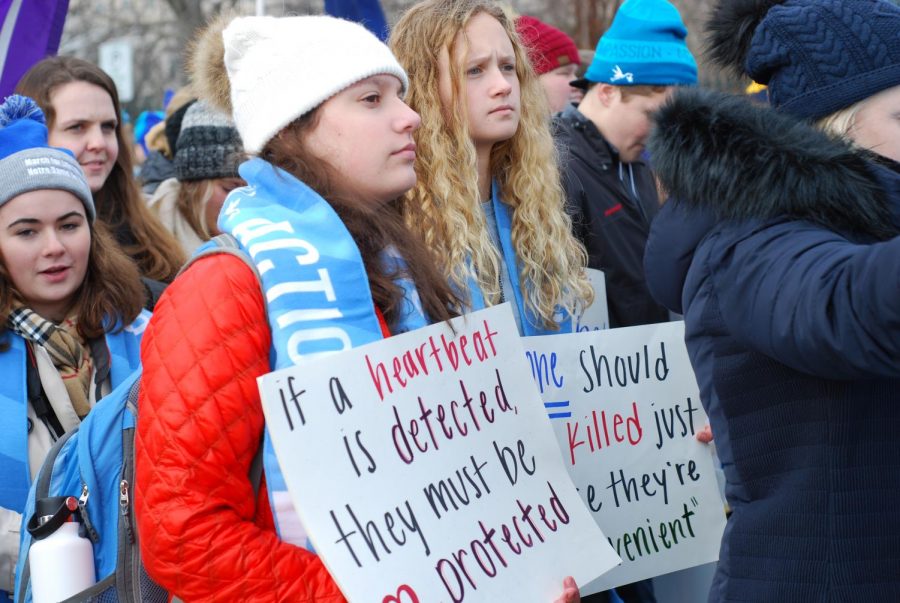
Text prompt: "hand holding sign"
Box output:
[[553, 577, 581, 603]]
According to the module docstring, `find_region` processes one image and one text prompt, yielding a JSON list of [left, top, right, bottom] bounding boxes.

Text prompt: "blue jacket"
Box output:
[[0, 314, 148, 513], [644, 89, 900, 602]]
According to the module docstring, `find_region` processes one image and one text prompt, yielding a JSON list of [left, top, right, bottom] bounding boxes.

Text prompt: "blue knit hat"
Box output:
[[745, 0, 900, 120], [576, 0, 698, 88], [0, 95, 94, 220]]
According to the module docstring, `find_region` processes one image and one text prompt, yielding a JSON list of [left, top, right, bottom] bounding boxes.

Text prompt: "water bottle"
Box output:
[[27, 496, 96, 603]]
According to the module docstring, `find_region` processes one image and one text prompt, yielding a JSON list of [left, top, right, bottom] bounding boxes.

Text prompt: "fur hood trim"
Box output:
[[706, 0, 785, 74], [648, 88, 897, 240], [187, 12, 237, 115]]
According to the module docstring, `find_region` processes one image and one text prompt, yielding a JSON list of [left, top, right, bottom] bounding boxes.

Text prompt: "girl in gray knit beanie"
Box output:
[[0, 96, 147, 599]]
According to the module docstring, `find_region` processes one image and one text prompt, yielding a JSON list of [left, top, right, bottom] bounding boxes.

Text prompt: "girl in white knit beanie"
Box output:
[[135, 12, 583, 603], [135, 13, 460, 603]]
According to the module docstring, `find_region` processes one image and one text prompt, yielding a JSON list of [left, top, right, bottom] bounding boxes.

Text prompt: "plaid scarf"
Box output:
[[7, 307, 93, 418]]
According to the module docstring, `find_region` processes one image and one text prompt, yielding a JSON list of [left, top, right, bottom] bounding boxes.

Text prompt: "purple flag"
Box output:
[[0, 0, 70, 99]]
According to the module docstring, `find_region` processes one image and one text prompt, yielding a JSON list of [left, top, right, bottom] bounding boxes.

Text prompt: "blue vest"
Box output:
[[0, 311, 148, 514]]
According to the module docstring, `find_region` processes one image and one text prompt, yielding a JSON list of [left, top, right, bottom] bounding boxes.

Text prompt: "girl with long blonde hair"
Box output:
[[134, 13, 581, 602], [390, 0, 592, 335]]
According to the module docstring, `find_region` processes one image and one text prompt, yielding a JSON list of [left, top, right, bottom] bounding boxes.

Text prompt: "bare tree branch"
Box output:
[[58, 0, 740, 118]]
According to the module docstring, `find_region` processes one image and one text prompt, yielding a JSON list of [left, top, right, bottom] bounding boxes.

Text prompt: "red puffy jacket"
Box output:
[[136, 254, 349, 602]]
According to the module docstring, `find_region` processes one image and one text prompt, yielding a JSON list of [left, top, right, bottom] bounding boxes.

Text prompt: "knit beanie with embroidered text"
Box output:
[[0, 95, 94, 219], [579, 0, 698, 87]]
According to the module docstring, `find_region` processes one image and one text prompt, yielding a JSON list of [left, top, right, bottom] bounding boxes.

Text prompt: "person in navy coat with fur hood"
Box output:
[[643, 0, 900, 601]]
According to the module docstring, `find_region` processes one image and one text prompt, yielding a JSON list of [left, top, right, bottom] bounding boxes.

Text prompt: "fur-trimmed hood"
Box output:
[[648, 87, 898, 241], [188, 12, 234, 115]]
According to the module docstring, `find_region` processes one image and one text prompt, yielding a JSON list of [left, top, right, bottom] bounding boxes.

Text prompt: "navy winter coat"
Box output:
[[644, 89, 900, 602]]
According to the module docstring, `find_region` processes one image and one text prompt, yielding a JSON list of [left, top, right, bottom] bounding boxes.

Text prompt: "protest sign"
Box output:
[[523, 322, 726, 593], [258, 304, 621, 603], [573, 268, 609, 333]]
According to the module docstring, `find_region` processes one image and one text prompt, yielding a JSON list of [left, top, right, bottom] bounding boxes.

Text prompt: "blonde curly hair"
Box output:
[[389, 0, 592, 331]]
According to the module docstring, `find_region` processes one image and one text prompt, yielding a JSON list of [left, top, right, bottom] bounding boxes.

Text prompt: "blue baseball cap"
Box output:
[[572, 0, 698, 89]]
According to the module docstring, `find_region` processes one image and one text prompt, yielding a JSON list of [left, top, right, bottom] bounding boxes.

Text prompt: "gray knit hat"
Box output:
[[174, 100, 243, 181], [0, 95, 94, 220]]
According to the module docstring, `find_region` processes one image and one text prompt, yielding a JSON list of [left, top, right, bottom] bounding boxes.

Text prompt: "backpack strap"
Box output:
[[249, 436, 264, 499], [33, 427, 79, 503], [88, 336, 111, 403], [181, 234, 267, 500], [179, 234, 261, 282], [26, 358, 63, 440], [140, 277, 167, 311]]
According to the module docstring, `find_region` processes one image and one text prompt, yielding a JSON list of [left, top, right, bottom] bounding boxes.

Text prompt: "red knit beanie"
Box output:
[[516, 15, 581, 76]]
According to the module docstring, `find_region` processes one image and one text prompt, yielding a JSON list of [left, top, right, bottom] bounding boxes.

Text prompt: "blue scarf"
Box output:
[[0, 312, 147, 529], [467, 183, 572, 336], [219, 158, 427, 548]]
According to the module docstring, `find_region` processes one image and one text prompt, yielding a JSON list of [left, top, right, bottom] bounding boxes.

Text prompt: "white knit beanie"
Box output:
[[223, 15, 409, 154]]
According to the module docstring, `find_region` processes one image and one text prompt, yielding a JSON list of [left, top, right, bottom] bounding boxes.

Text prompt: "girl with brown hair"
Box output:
[[135, 13, 455, 603], [17, 56, 186, 284], [0, 95, 147, 600], [134, 13, 580, 602]]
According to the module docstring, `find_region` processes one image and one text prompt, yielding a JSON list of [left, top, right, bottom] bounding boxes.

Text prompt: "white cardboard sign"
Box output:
[[573, 268, 609, 332], [523, 322, 726, 593], [258, 304, 621, 603]]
